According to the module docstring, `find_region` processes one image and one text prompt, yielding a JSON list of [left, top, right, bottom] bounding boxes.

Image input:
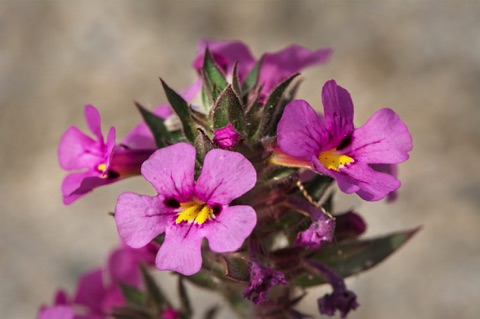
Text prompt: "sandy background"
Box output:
[[1, 1, 479, 318]]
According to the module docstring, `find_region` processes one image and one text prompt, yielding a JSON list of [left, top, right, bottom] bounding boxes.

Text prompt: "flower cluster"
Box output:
[[45, 39, 416, 319]]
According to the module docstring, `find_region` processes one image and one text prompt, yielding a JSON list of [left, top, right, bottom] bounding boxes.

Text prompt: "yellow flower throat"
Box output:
[[318, 149, 354, 172], [175, 200, 215, 225]]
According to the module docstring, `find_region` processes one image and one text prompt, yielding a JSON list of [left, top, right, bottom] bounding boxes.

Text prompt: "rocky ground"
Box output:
[[1, 1, 479, 318]]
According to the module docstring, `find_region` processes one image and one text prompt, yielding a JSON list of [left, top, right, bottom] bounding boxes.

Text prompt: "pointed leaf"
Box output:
[[203, 48, 228, 102], [160, 79, 197, 143], [135, 102, 170, 148], [260, 73, 299, 137], [242, 59, 262, 94], [140, 265, 170, 308], [203, 305, 220, 319], [178, 276, 193, 318], [212, 85, 246, 135], [292, 227, 421, 287], [185, 269, 222, 291], [195, 128, 214, 167], [119, 282, 145, 307], [231, 62, 242, 98], [223, 255, 250, 282]]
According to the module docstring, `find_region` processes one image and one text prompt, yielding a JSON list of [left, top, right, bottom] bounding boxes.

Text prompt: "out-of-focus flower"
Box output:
[[115, 142, 257, 275], [274, 80, 413, 201], [58, 105, 153, 204], [193, 39, 331, 97]]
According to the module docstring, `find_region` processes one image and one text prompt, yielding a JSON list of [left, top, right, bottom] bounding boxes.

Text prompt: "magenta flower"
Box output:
[[193, 39, 331, 96], [115, 143, 257, 276], [274, 80, 413, 201], [73, 244, 154, 318], [58, 105, 154, 205]]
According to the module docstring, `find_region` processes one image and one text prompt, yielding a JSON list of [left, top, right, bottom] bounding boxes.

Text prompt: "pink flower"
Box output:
[[193, 39, 332, 96], [58, 105, 154, 204], [115, 143, 257, 275], [273, 80, 413, 201]]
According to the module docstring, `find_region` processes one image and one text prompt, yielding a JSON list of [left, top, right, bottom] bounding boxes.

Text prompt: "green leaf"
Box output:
[[223, 255, 250, 282], [203, 48, 228, 103], [185, 269, 222, 291], [160, 79, 197, 143], [135, 102, 171, 148], [203, 305, 220, 319], [178, 276, 193, 318], [231, 62, 242, 98], [260, 73, 299, 137], [242, 59, 261, 94], [119, 282, 145, 307], [292, 227, 421, 287], [253, 73, 299, 139], [140, 265, 170, 308], [195, 128, 214, 169], [212, 85, 246, 135]]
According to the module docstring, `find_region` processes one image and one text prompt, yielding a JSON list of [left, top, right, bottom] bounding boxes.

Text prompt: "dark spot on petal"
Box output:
[[337, 135, 352, 150], [164, 198, 180, 208], [107, 170, 120, 179], [212, 204, 222, 215]]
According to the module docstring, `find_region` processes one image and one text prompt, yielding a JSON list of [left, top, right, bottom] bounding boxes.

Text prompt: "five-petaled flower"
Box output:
[[58, 105, 154, 205], [115, 142, 257, 276], [273, 80, 413, 201]]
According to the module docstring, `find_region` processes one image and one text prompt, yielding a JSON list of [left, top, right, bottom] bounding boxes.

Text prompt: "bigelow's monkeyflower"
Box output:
[[273, 80, 413, 201], [58, 105, 154, 204], [115, 143, 257, 276]]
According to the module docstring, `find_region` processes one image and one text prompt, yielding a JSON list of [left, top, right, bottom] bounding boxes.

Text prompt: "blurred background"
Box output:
[[1, 1, 479, 318]]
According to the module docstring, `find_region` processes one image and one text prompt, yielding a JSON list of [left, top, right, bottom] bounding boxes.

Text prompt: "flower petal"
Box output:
[[195, 149, 256, 204], [37, 306, 75, 319], [84, 105, 104, 143], [58, 126, 99, 170], [321, 80, 355, 145], [156, 223, 203, 275], [115, 192, 170, 248], [260, 45, 332, 95], [61, 172, 99, 205], [204, 205, 257, 252], [73, 268, 105, 313], [349, 108, 413, 164], [141, 143, 195, 201], [341, 162, 401, 201], [277, 100, 327, 160]]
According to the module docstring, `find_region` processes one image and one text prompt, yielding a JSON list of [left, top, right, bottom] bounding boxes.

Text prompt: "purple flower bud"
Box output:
[[243, 262, 287, 304], [213, 124, 242, 149], [306, 260, 359, 318]]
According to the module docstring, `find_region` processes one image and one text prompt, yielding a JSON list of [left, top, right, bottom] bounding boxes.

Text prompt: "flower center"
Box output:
[[318, 149, 354, 172], [97, 163, 107, 177], [175, 200, 215, 225]]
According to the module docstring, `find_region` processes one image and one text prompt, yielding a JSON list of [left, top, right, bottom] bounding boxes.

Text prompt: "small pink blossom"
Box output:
[[115, 143, 257, 275]]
